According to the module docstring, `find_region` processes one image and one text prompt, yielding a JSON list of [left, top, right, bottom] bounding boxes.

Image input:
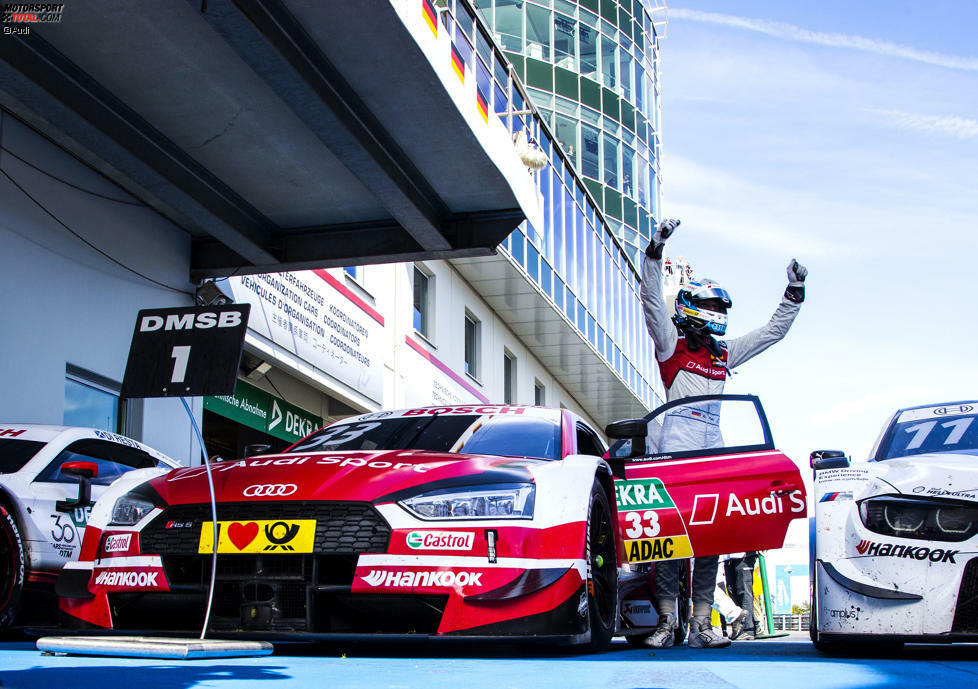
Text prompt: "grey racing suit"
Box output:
[[641, 255, 801, 452], [640, 252, 802, 618]]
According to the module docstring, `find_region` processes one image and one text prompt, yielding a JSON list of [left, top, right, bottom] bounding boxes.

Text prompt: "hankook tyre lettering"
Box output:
[[243, 484, 298, 497], [0, 505, 25, 629]]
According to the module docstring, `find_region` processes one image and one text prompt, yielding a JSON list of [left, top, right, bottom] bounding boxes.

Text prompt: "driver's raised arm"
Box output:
[[726, 259, 806, 369], [642, 220, 681, 361]]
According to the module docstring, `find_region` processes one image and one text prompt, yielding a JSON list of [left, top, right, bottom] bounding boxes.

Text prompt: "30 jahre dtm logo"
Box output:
[[2, 3, 64, 35]]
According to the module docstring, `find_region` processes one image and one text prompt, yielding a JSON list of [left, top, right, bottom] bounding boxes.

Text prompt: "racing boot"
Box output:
[[729, 609, 749, 640], [642, 612, 676, 648], [687, 616, 731, 649]]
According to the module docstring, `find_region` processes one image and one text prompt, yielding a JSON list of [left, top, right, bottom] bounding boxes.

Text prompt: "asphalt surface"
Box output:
[[2, 632, 978, 689]]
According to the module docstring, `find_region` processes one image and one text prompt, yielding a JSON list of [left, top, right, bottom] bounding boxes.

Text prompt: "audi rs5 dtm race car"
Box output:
[[0, 425, 179, 629], [811, 401, 978, 649], [59, 397, 806, 649]]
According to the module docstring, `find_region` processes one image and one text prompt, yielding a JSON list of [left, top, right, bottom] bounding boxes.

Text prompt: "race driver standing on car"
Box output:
[[640, 218, 807, 648]]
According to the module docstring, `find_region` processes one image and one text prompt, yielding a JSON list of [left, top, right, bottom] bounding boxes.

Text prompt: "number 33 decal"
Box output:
[[624, 510, 661, 539]]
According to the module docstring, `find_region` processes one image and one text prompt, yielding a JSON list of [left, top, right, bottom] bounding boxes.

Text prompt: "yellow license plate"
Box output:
[[198, 519, 316, 554]]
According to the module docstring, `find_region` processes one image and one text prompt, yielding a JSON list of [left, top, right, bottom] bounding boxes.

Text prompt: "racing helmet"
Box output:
[[674, 278, 732, 336]]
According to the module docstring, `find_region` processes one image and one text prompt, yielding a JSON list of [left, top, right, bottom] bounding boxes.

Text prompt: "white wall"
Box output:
[[360, 259, 603, 432], [0, 112, 201, 464]]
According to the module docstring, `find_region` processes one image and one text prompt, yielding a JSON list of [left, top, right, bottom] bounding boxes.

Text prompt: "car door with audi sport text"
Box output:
[[607, 395, 807, 565]]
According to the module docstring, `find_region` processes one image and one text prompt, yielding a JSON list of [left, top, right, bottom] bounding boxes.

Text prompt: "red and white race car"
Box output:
[[0, 425, 179, 629], [58, 396, 805, 648]]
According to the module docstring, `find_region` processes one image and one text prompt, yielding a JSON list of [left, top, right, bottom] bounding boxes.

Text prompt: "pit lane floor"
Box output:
[[1, 632, 977, 689]]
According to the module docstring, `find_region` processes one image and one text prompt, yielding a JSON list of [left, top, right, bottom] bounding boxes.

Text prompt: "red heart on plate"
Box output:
[[227, 521, 259, 550]]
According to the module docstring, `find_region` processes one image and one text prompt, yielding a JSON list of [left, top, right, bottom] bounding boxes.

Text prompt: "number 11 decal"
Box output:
[[170, 345, 191, 383]]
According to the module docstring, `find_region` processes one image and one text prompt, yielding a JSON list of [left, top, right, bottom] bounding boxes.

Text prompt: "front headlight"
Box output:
[[399, 483, 535, 520], [110, 495, 156, 526], [859, 496, 978, 542]]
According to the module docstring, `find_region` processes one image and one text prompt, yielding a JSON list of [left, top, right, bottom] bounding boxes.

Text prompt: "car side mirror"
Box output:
[[810, 449, 849, 470], [243, 443, 271, 458], [605, 419, 647, 458], [56, 460, 99, 512]]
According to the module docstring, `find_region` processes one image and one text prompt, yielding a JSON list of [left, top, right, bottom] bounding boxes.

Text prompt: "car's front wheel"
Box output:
[[0, 504, 25, 629], [583, 480, 618, 652]]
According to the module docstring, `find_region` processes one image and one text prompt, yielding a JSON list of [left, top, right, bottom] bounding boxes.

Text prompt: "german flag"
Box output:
[[476, 88, 489, 124], [450, 42, 465, 83], [421, 0, 437, 36]]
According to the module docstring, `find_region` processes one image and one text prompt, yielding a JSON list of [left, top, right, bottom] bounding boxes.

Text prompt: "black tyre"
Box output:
[[674, 559, 690, 645], [583, 480, 618, 652], [0, 504, 25, 629]]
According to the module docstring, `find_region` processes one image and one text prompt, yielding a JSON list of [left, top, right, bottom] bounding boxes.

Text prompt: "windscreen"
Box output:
[[287, 413, 562, 460], [0, 439, 45, 474], [882, 412, 978, 459]]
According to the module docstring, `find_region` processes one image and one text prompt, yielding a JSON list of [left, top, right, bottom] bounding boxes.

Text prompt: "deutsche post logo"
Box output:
[[198, 519, 316, 554]]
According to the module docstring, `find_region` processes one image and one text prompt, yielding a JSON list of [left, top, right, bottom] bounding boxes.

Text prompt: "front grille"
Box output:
[[139, 501, 391, 555], [952, 557, 978, 632]]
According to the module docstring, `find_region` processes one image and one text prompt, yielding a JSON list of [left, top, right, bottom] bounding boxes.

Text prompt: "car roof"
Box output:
[[0, 423, 179, 466], [345, 404, 563, 423], [0, 424, 71, 443], [894, 400, 978, 414]]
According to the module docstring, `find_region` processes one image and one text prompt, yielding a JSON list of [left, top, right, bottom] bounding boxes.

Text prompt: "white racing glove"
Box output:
[[784, 259, 807, 303], [645, 218, 681, 260]]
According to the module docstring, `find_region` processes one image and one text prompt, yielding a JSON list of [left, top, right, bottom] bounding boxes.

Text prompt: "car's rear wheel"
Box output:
[[584, 480, 618, 652], [0, 504, 25, 629]]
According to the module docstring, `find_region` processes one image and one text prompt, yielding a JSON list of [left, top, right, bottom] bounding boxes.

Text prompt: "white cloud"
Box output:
[[663, 155, 855, 258], [870, 109, 978, 140], [670, 8, 978, 72]]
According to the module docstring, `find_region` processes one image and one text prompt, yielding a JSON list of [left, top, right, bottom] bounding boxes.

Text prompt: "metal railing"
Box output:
[[772, 614, 810, 632]]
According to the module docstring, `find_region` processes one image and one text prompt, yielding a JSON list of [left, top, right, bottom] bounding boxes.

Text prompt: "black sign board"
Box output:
[[121, 305, 251, 398]]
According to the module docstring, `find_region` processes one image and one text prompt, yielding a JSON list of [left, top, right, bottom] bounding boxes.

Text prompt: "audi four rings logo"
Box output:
[[243, 483, 297, 497]]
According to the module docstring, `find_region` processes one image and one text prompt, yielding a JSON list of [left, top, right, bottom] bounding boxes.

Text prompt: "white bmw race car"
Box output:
[[0, 424, 179, 629], [811, 401, 978, 649]]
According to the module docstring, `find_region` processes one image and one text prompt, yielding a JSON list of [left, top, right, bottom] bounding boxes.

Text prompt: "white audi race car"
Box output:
[[58, 396, 806, 649], [811, 401, 978, 649], [0, 425, 179, 629]]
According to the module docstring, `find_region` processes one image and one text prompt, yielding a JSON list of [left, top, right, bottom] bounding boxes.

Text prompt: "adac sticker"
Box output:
[[624, 535, 693, 563], [615, 478, 675, 510]]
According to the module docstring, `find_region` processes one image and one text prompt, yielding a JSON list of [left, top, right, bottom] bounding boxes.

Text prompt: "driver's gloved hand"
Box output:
[[784, 259, 807, 303], [646, 218, 681, 260]]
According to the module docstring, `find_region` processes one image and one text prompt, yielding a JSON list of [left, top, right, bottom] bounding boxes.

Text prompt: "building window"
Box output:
[[503, 350, 516, 404], [464, 312, 481, 379], [64, 366, 126, 434], [534, 379, 546, 406], [413, 266, 431, 338]]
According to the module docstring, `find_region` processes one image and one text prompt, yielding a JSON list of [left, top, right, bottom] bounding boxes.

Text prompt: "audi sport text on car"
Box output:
[[811, 401, 978, 649], [0, 425, 179, 628], [60, 399, 805, 648]]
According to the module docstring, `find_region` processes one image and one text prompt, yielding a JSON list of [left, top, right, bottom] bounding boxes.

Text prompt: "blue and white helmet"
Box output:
[[675, 278, 732, 336]]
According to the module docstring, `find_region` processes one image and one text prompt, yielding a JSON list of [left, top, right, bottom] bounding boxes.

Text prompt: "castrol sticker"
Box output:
[[103, 534, 133, 553], [405, 531, 475, 551]]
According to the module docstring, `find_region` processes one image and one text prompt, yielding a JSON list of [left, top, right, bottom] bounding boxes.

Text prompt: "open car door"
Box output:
[[606, 394, 807, 565]]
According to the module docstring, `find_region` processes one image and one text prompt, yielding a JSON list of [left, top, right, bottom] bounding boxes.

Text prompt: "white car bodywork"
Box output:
[[0, 425, 179, 575], [812, 402, 978, 645]]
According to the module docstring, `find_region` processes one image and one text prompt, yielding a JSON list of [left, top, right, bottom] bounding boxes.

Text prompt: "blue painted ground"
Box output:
[[2, 634, 977, 689]]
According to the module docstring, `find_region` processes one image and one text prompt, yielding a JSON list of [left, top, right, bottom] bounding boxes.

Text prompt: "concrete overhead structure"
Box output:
[[0, 0, 537, 278]]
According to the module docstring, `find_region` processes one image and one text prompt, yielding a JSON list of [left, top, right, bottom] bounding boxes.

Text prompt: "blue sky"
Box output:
[[656, 2, 978, 490]]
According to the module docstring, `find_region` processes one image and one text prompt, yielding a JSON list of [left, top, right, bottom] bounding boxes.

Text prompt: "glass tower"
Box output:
[[474, 0, 664, 268]]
